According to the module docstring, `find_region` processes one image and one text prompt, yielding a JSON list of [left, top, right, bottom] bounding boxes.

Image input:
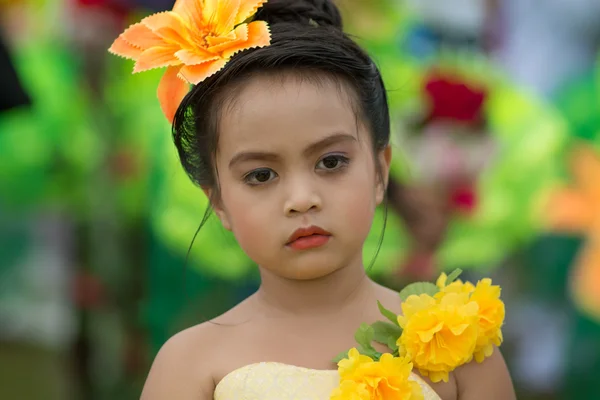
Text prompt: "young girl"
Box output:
[[109, 0, 516, 398]]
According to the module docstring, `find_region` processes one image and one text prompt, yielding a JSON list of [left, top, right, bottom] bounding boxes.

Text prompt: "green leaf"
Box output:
[[377, 300, 400, 326], [445, 268, 463, 285], [354, 323, 375, 352], [371, 321, 402, 346], [332, 350, 349, 363], [398, 282, 439, 302], [358, 345, 381, 360], [387, 337, 399, 352]]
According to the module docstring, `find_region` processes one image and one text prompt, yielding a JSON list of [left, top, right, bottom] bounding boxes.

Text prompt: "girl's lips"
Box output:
[[286, 225, 332, 250], [287, 234, 330, 251]]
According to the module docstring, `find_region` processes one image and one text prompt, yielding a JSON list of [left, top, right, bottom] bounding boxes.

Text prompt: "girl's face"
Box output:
[[210, 74, 390, 280]]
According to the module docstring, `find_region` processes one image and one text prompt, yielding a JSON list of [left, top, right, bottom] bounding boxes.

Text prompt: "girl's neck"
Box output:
[[254, 257, 377, 318]]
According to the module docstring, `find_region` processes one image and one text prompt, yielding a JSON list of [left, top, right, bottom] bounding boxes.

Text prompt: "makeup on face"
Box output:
[[286, 225, 332, 251]]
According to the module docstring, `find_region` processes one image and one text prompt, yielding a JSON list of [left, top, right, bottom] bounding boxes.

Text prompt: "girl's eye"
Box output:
[[317, 154, 349, 171], [244, 168, 277, 185]]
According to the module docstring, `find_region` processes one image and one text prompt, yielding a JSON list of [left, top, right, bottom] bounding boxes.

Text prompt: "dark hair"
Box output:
[[172, 0, 390, 193]]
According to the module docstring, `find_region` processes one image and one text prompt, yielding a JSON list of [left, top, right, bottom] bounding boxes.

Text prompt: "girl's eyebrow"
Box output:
[[228, 132, 356, 170], [302, 132, 356, 157], [228, 151, 280, 169]]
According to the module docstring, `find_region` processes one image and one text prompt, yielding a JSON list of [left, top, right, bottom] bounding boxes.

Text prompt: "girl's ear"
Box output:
[[202, 187, 232, 231], [375, 145, 392, 205]]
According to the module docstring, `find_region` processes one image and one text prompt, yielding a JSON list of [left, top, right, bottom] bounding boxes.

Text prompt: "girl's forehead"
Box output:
[[226, 73, 355, 119], [218, 75, 360, 153]]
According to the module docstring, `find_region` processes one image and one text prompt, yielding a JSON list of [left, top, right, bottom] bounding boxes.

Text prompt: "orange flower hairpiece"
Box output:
[[109, 0, 271, 122]]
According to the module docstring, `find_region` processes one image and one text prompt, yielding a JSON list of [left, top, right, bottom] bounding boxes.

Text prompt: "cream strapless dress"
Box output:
[[214, 362, 441, 399]]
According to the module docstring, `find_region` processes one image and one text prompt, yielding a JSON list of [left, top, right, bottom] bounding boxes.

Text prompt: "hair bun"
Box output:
[[255, 0, 343, 30]]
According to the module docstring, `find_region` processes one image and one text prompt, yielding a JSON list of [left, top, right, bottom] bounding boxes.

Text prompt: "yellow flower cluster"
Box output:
[[396, 274, 505, 383], [468, 279, 505, 362], [331, 349, 424, 400]]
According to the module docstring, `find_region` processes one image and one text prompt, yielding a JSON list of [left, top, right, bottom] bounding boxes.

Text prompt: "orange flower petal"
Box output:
[[546, 189, 595, 232], [179, 58, 228, 85], [222, 20, 270, 59], [120, 22, 165, 51], [569, 145, 600, 201], [155, 26, 193, 49], [207, 24, 248, 54], [158, 66, 189, 123], [570, 236, 600, 320], [173, 0, 204, 26], [201, 0, 221, 31], [134, 46, 181, 73], [109, 36, 143, 60], [235, 0, 268, 25], [206, 31, 238, 47], [212, 0, 242, 36], [142, 12, 191, 44], [175, 49, 219, 65]]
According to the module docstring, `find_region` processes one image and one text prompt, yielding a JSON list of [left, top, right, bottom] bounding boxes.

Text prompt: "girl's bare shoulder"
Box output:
[[140, 297, 257, 400], [140, 324, 218, 399], [453, 348, 516, 400], [371, 281, 404, 313]]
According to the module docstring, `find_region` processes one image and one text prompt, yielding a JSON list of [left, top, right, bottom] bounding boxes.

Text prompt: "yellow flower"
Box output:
[[436, 273, 475, 295], [109, 0, 271, 122], [331, 381, 371, 400], [470, 278, 505, 362], [338, 348, 376, 381], [333, 349, 423, 400], [397, 293, 479, 383]]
